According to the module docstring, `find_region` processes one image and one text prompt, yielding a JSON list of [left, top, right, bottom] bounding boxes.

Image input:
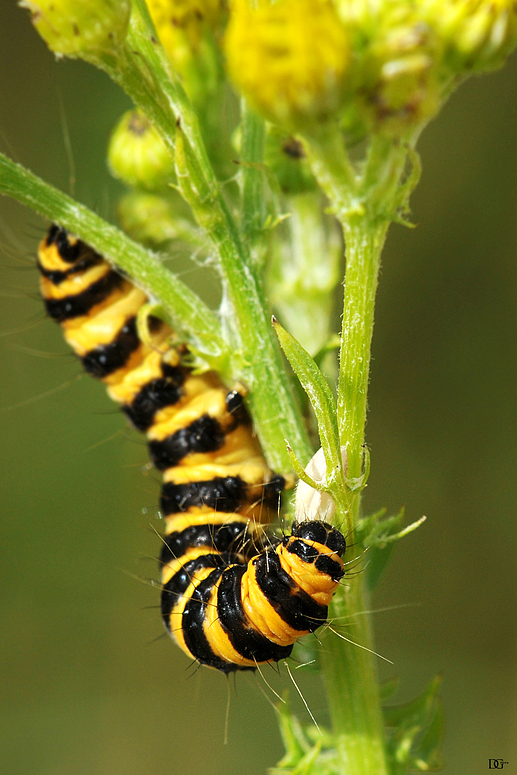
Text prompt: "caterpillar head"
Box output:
[[291, 520, 346, 555], [285, 519, 347, 583]]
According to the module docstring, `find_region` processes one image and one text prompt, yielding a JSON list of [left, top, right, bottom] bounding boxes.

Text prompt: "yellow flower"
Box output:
[[225, 0, 349, 131], [146, 0, 224, 45], [108, 110, 175, 190], [20, 0, 130, 58]]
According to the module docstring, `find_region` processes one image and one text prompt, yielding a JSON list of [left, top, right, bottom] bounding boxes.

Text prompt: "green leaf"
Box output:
[[274, 699, 311, 771], [274, 318, 339, 458], [270, 742, 323, 775], [273, 318, 349, 524], [379, 676, 400, 703], [356, 508, 426, 592], [272, 701, 340, 775], [383, 675, 444, 773], [413, 698, 444, 771]]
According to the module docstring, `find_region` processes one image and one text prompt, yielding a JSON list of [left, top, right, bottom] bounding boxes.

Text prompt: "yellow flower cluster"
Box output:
[[24, 0, 517, 139], [225, 0, 349, 131], [225, 0, 517, 136]]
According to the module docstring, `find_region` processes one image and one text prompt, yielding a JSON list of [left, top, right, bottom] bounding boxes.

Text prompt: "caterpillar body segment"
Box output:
[[160, 519, 346, 673], [38, 225, 347, 674]]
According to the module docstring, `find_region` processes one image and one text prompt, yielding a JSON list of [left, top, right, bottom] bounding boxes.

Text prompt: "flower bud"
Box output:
[[295, 446, 347, 522], [146, 0, 225, 103], [265, 130, 316, 195], [224, 0, 349, 131], [107, 110, 175, 190], [118, 191, 201, 247], [337, 3, 443, 135], [424, 0, 517, 72], [20, 0, 130, 58]]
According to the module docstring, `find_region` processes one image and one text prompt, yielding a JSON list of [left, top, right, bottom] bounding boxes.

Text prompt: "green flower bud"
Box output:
[[265, 129, 316, 195], [424, 0, 517, 72], [225, 0, 349, 132], [337, 2, 444, 136], [118, 191, 203, 248], [107, 110, 175, 190], [20, 0, 130, 58]]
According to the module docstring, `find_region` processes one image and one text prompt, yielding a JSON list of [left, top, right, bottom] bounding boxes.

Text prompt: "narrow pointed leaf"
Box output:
[[274, 318, 341, 479]]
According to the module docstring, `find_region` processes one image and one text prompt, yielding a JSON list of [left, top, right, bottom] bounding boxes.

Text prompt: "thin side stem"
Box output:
[[240, 100, 267, 243], [175, 130, 313, 471], [303, 123, 358, 220], [125, 0, 213, 173]]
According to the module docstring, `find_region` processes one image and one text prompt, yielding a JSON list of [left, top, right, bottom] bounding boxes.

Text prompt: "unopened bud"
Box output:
[[332, 2, 445, 135], [424, 0, 517, 72], [21, 0, 130, 58], [118, 191, 203, 248], [108, 110, 174, 190], [265, 130, 316, 195]]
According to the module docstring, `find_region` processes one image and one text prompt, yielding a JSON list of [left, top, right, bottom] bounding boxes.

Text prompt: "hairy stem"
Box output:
[[239, 100, 267, 245], [321, 217, 389, 775], [302, 130, 417, 774], [338, 219, 389, 486]]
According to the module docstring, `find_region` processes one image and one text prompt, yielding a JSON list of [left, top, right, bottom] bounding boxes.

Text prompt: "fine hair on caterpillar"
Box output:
[[37, 224, 348, 674]]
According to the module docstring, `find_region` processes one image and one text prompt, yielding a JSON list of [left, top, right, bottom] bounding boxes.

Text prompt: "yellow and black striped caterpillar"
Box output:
[[38, 224, 347, 673]]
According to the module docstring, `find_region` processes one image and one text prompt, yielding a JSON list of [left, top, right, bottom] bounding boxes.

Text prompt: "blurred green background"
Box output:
[[1, 4, 516, 774]]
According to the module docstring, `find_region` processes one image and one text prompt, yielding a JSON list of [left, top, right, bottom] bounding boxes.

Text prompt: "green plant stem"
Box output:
[[240, 100, 267, 243], [174, 128, 313, 472], [304, 124, 358, 220], [321, 579, 388, 775], [338, 218, 389, 484], [0, 152, 225, 356], [320, 217, 389, 775], [124, 0, 211, 172], [302, 129, 419, 775]]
